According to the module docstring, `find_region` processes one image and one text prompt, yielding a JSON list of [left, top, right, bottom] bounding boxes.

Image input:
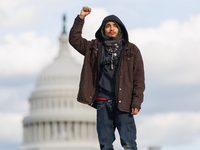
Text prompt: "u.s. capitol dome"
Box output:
[[19, 15, 98, 150]]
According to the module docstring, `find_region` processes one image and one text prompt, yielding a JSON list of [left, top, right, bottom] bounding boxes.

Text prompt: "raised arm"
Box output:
[[69, 7, 93, 55]]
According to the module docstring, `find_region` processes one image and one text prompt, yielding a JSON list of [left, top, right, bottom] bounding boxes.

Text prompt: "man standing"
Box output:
[[69, 7, 145, 150]]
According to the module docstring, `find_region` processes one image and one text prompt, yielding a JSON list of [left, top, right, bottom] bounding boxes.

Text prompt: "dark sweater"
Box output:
[[98, 40, 125, 100]]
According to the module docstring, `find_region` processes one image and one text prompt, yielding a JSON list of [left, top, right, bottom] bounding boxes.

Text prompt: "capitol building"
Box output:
[[19, 16, 98, 150]]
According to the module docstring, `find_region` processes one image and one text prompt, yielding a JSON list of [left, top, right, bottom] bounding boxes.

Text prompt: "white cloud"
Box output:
[[129, 15, 200, 85], [0, 112, 23, 143], [0, 32, 58, 76], [136, 112, 200, 147], [0, 86, 30, 114], [0, 0, 37, 27], [82, 8, 109, 40]]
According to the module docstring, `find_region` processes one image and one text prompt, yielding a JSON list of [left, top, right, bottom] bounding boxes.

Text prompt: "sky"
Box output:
[[0, 0, 200, 150]]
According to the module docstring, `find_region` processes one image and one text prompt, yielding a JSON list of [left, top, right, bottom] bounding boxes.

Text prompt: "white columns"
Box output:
[[60, 121, 65, 140], [81, 122, 87, 139], [66, 122, 72, 140], [22, 121, 97, 143], [38, 122, 43, 141], [27, 124, 32, 142], [74, 122, 80, 140], [52, 122, 57, 140], [30, 124, 33, 142], [33, 123, 38, 141], [88, 123, 93, 140], [44, 122, 50, 141]]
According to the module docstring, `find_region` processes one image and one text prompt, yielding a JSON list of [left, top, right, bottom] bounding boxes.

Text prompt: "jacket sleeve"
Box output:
[[131, 45, 145, 110], [69, 16, 92, 56]]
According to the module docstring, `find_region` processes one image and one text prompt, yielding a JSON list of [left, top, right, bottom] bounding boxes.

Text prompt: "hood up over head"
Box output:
[[95, 15, 129, 43]]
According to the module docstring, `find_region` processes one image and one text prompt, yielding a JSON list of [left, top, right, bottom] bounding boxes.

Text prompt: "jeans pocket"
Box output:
[[97, 100, 106, 110]]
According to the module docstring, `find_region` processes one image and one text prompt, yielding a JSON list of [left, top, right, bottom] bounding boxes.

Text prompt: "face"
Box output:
[[104, 22, 119, 38]]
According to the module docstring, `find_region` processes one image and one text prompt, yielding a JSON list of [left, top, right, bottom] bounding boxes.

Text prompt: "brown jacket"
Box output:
[[69, 17, 145, 113]]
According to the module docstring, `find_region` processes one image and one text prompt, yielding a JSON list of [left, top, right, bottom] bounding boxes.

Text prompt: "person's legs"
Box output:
[[96, 100, 116, 150], [115, 107, 137, 150]]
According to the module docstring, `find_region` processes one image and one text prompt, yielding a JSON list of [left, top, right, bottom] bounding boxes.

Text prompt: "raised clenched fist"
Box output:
[[79, 7, 91, 19]]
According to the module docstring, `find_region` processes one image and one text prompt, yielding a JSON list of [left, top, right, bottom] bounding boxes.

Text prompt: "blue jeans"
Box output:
[[96, 100, 137, 150]]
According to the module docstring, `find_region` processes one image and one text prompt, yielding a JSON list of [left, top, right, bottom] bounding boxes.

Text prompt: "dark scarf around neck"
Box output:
[[101, 22, 123, 47]]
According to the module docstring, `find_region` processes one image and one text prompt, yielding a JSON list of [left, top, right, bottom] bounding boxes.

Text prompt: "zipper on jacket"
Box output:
[[115, 42, 129, 106]]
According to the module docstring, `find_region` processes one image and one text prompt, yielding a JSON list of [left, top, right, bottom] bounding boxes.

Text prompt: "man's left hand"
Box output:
[[131, 108, 138, 115]]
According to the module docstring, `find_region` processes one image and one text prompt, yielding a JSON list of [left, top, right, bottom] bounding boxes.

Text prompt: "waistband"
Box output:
[[95, 97, 114, 103]]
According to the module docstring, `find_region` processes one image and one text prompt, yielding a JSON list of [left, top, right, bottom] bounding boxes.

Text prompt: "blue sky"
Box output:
[[0, 0, 200, 150]]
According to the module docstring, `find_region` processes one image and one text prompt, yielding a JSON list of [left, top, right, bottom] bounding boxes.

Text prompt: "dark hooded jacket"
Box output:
[[69, 15, 145, 113]]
